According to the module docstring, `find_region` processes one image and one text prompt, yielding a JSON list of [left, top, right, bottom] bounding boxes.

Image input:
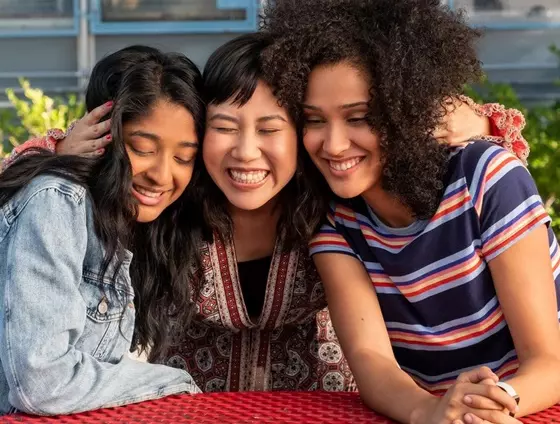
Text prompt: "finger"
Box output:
[[462, 412, 490, 424], [432, 128, 448, 139], [479, 378, 497, 386], [457, 367, 499, 385], [444, 139, 469, 148], [461, 384, 518, 415], [71, 133, 111, 155], [85, 119, 112, 141], [82, 148, 105, 158], [84, 101, 113, 126], [463, 394, 504, 410], [465, 409, 522, 424]]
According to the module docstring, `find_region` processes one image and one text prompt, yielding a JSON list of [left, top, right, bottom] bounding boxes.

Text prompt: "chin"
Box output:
[[330, 186, 363, 200], [136, 209, 163, 223], [227, 194, 276, 212]]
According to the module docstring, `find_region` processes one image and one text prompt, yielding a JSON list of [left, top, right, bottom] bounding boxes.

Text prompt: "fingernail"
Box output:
[[106, 134, 112, 140], [463, 395, 473, 404], [105, 101, 113, 108], [96, 148, 104, 155], [464, 414, 473, 424]]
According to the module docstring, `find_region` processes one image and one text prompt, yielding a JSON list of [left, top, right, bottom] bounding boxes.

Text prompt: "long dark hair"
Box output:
[[199, 32, 326, 249], [0, 45, 206, 361]]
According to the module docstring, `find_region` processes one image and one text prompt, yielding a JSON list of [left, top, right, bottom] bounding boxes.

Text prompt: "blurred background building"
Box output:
[[0, 0, 558, 106]]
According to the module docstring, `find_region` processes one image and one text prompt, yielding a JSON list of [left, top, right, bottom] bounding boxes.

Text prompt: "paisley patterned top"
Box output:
[[164, 232, 356, 392]]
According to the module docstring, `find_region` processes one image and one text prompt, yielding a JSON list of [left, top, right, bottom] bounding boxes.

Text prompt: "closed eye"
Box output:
[[175, 157, 195, 165], [348, 117, 367, 123], [130, 146, 153, 156], [259, 128, 280, 134], [213, 127, 237, 134]]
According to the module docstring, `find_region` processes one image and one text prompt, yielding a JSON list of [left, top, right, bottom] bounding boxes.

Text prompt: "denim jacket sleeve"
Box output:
[[0, 181, 200, 416]]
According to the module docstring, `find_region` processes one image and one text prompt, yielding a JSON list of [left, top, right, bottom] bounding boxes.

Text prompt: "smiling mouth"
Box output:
[[133, 184, 165, 198], [328, 157, 364, 172], [228, 169, 270, 185]]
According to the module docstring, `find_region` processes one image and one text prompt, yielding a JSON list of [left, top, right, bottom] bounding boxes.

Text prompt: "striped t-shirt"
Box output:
[[309, 141, 560, 394]]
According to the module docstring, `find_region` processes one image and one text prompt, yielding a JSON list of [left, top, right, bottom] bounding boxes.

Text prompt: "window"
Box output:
[[91, 0, 257, 34], [0, 0, 73, 18], [0, 0, 77, 37], [451, 0, 560, 28], [101, 0, 246, 22]]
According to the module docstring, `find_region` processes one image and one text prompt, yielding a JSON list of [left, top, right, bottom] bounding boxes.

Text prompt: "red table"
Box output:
[[2, 392, 560, 423]]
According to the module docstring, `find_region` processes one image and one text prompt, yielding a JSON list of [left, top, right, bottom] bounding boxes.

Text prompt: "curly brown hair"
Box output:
[[260, 0, 483, 218]]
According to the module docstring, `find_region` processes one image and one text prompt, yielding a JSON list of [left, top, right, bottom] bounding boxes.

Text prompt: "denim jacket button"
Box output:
[[97, 298, 108, 315]]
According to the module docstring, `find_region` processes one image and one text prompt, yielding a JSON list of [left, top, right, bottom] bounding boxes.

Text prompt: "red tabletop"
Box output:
[[2, 391, 560, 423]]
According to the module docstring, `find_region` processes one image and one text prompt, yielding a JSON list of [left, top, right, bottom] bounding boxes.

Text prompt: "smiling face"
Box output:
[[124, 99, 198, 222], [302, 62, 383, 199], [202, 81, 298, 211]]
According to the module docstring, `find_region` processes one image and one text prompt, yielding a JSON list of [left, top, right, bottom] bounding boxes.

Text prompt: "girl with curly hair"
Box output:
[[260, 0, 560, 422], [4, 31, 529, 395]]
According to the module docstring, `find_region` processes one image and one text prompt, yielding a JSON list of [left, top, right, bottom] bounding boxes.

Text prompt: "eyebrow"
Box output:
[[129, 130, 198, 148], [257, 114, 287, 123], [208, 113, 238, 123], [302, 101, 369, 111]]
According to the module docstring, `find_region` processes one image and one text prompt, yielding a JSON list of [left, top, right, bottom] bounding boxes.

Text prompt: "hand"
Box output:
[[434, 97, 491, 147], [461, 376, 519, 424], [412, 368, 521, 424], [56, 101, 114, 157]]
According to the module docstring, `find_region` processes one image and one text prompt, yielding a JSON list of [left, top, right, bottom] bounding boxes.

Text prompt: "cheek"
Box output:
[[353, 127, 381, 153], [202, 134, 228, 171], [302, 130, 322, 156], [174, 168, 194, 194], [270, 137, 298, 174]]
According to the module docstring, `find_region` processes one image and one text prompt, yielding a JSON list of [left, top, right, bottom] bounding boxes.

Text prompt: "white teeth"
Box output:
[[229, 170, 269, 184], [329, 157, 363, 172], [135, 185, 163, 198]]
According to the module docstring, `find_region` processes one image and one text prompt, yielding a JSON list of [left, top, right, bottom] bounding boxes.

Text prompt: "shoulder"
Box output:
[[2, 175, 88, 226], [448, 140, 528, 192]]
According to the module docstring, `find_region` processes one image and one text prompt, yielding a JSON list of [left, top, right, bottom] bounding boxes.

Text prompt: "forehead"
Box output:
[[208, 81, 288, 116], [305, 62, 370, 102], [125, 100, 197, 136]]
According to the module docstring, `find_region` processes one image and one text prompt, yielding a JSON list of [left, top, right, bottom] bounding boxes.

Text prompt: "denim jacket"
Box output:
[[0, 175, 200, 416]]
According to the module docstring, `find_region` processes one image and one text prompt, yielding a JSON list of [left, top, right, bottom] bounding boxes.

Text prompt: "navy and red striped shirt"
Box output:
[[310, 141, 560, 393]]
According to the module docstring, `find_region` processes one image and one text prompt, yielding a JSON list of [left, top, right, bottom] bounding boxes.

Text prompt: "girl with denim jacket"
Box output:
[[0, 45, 203, 416]]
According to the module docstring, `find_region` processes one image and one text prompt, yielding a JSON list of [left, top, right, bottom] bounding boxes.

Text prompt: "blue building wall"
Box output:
[[0, 0, 558, 105]]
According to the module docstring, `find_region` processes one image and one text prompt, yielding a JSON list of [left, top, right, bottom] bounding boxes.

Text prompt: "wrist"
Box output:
[[409, 394, 439, 424]]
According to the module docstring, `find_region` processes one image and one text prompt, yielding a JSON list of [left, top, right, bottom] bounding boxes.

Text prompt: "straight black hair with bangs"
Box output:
[[197, 32, 326, 249]]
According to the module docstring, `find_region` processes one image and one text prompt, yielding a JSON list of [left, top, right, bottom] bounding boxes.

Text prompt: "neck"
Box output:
[[361, 184, 415, 228], [229, 196, 281, 262]]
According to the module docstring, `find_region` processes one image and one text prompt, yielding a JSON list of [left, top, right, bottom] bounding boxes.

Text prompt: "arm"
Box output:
[[315, 252, 519, 423], [1, 186, 199, 415], [475, 148, 560, 416], [0, 101, 113, 171], [489, 226, 560, 416], [436, 96, 529, 164], [314, 252, 433, 422]]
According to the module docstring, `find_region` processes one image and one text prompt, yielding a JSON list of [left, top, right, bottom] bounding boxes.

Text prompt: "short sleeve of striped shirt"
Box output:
[[309, 201, 359, 259], [468, 145, 551, 261]]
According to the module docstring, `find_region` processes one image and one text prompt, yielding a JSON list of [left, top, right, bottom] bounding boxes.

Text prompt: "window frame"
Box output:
[[89, 0, 258, 35], [0, 0, 79, 38], [447, 0, 560, 30]]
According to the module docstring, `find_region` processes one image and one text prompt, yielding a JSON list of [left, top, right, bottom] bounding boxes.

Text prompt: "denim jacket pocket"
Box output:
[[79, 270, 135, 363]]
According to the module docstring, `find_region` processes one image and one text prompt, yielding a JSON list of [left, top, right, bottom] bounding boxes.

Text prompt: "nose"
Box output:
[[322, 122, 351, 157], [143, 154, 173, 187], [230, 131, 261, 162]]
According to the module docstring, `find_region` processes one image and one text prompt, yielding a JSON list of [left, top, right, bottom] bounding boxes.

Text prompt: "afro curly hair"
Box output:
[[260, 0, 484, 219]]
